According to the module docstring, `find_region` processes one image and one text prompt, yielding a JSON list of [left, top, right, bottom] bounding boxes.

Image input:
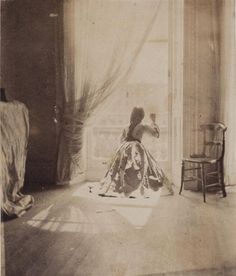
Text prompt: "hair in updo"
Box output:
[[125, 107, 145, 141], [130, 106, 145, 124]]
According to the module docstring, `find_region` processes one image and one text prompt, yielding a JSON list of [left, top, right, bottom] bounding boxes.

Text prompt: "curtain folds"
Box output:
[[1, 101, 34, 217], [57, 0, 161, 185]]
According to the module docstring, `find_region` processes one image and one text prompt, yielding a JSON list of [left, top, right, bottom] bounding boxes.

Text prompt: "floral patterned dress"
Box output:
[[99, 123, 167, 197]]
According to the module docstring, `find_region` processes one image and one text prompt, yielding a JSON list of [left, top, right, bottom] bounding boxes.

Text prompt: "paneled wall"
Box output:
[[1, 0, 62, 185], [183, 0, 236, 185], [183, 0, 221, 157], [219, 0, 236, 184]]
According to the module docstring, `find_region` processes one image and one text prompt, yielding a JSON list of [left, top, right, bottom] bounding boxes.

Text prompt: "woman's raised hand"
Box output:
[[150, 113, 156, 123]]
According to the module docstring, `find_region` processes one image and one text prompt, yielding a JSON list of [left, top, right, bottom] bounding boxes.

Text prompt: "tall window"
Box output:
[[85, 1, 170, 181]]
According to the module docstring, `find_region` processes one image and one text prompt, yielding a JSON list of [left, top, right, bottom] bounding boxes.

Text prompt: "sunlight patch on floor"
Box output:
[[114, 206, 152, 229], [27, 204, 101, 234], [27, 182, 162, 233], [72, 182, 161, 228]]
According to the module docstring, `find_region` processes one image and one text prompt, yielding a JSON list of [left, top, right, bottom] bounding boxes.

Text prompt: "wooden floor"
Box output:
[[2, 183, 236, 276]]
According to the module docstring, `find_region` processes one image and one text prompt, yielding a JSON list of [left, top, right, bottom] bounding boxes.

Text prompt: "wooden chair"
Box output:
[[179, 123, 227, 202]]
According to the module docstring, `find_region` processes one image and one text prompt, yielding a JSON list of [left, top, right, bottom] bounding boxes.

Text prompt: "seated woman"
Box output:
[[99, 106, 174, 198]]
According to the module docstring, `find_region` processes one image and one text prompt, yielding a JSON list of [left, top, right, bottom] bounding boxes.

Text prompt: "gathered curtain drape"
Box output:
[[1, 101, 34, 217], [57, 0, 161, 185]]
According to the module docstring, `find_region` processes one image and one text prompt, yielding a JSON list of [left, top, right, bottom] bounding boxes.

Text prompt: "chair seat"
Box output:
[[183, 157, 218, 164]]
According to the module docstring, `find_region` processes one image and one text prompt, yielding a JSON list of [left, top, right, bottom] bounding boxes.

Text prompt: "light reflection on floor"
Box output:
[[27, 204, 101, 234], [27, 182, 161, 233], [73, 182, 161, 229]]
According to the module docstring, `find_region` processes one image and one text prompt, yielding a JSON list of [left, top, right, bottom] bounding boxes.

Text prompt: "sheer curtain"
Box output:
[[57, 0, 161, 185]]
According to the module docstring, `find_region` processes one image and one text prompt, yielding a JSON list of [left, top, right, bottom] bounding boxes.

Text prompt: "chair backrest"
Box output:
[[200, 123, 227, 160]]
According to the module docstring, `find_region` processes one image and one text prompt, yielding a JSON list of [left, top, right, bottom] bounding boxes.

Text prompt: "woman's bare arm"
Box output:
[[132, 123, 160, 140], [143, 124, 160, 138]]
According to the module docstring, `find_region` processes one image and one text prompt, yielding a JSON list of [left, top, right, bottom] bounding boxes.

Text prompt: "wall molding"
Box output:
[[168, 0, 184, 185]]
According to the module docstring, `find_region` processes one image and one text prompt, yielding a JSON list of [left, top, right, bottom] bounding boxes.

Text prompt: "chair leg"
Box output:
[[219, 161, 227, 197], [200, 163, 206, 203], [179, 161, 184, 195]]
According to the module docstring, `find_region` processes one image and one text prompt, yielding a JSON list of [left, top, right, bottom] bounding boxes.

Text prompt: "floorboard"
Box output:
[[2, 184, 236, 276]]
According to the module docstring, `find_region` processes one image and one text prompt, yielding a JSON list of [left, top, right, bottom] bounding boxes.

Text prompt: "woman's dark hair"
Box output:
[[126, 107, 145, 141], [130, 106, 145, 124]]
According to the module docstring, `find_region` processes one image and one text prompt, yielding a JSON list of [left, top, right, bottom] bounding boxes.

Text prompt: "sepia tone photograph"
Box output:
[[0, 0, 236, 275]]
